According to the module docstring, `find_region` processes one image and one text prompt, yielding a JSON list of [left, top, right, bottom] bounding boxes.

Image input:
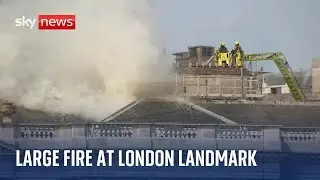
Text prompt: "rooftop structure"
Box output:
[[104, 99, 320, 127], [312, 57, 320, 98]]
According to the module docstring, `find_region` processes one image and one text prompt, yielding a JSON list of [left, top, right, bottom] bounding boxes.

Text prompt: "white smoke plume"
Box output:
[[0, 0, 160, 120]]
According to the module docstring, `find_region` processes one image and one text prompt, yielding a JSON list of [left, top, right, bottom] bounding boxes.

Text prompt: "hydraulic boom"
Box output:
[[244, 52, 307, 101]]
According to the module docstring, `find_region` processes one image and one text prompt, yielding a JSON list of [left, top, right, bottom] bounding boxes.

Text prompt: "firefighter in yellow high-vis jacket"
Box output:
[[216, 42, 230, 67], [230, 41, 244, 67]]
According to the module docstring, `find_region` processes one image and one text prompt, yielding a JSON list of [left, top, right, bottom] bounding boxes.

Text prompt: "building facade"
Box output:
[[312, 57, 320, 98], [261, 69, 314, 100], [175, 74, 263, 99]]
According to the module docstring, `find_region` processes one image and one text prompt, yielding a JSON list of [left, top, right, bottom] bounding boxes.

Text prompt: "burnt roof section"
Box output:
[[9, 106, 90, 124], [174, 66, 253, 76]]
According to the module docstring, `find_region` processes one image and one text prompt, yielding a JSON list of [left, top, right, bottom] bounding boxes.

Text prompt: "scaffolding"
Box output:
[[175, 74, 263, 100]]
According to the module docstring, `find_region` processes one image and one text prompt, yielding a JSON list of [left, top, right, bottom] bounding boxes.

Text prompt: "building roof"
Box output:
[[196, 103, 320, 127], [6, 106, 90, 124], [108, 100, 225, 124], [263, 70, 312, 86], [6, 98, 320, 127]]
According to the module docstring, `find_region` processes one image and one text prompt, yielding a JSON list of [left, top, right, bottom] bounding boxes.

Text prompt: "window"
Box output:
[[270, 87, 281, 94]]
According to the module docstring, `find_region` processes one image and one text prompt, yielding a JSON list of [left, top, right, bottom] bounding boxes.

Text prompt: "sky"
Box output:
[[150, 0, 320, 72]]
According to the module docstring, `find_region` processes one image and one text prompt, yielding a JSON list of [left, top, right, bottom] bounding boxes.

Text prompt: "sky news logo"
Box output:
[[15, 15, 76, 30]]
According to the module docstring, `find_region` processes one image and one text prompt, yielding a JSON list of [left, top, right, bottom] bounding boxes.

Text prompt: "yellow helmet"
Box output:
[[235, 41, 239, 45], [220, 42, 225, 46]]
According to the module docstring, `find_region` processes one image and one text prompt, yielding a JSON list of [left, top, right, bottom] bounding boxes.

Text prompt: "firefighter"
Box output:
[[232, 41, 243, 53], [230, 41, 244, 67], [217, 42, 228, 53], [216, 42, 230, 67]]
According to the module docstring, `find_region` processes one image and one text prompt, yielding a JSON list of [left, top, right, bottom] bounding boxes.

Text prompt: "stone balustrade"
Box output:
[[0, 123, 319, 153]]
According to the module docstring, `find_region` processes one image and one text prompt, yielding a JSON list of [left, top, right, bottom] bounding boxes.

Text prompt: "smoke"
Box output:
[[0, 0, 161, 120]]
